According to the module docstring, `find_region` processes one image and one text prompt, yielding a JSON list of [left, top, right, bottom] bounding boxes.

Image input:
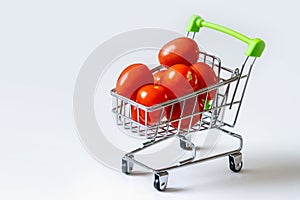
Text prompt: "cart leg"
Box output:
[[179, 135, 192, 150], [228, 152, 243, 172], [122, 155, 134, 175], [154, 171, 169, 191]]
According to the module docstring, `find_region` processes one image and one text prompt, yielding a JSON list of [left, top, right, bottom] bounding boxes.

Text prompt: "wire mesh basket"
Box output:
[[111, 52, 230, 139]]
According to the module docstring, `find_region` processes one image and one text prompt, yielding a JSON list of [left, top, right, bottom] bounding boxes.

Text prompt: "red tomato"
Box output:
[[116, 63, 154, 100], [167, 97, 204, 129], [160, 64, 199, 98], [190, 62, 218, 100], [158, 37, 200, 68], [131, 85, 170, 126], [153, 70, 167, 85]]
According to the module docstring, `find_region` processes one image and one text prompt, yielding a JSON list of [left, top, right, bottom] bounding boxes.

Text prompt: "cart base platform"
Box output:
[[121, 126, 243, 191]]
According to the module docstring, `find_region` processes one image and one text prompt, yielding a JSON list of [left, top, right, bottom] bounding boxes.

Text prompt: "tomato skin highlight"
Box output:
[[153, 70, 167, 85], [160, 64, 199, 98], [116, 63, 154, 100], [190, 62, 218, 100], [158, 37, 200, 68], [131, 85, 170, 126]]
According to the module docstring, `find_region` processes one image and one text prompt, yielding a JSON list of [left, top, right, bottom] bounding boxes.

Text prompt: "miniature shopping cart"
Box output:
[[110, 15, 265, 191]]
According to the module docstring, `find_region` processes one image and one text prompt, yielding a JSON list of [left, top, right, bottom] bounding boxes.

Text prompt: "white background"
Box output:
[[1, 0, 300, 199]]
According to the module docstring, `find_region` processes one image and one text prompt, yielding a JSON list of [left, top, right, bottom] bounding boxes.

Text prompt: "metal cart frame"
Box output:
[[110, 15, 265, 191]]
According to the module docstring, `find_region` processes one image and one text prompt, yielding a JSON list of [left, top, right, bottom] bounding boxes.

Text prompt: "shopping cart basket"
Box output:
[[110, 15, 265, 191]]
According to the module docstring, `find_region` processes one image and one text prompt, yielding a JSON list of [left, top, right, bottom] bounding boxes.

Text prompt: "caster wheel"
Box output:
[[122, 156, 133, 175], [154, 171, 169, 191], [229, 153, 243, 172]]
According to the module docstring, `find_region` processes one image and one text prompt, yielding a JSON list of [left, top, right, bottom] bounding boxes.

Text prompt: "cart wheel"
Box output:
[[154, 171, 169, 191], [122, 156, 133, 175], [229, 153, 243, 172]]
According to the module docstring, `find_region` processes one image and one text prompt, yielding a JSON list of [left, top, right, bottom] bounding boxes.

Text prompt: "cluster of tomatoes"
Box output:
[[115, 37, 218, 129]]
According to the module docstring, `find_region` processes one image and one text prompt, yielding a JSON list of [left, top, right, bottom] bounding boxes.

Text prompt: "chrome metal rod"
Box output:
[[123, 128, 243, 174], [157, 130, 243, 171], [177, 135, 196, 164], [229, 56, 249, 109], [231, 58, 256, 127], [159, 149, 241, 172], [217, 127, 243, 151], [123, 155, 157, 174]]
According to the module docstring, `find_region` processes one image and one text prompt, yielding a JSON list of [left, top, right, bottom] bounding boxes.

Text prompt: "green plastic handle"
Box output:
[[185, 15, 265, 57]]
